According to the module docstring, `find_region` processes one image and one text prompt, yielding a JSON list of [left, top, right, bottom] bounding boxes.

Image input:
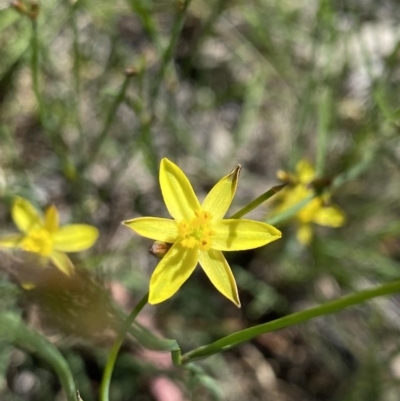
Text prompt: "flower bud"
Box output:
[[149, 241, 171, 259]]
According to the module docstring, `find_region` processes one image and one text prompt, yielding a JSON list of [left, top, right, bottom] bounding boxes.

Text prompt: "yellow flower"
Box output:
[[0, 197, 99, 275], [123, 158, 282, 307], [274, 160, 345, 245]]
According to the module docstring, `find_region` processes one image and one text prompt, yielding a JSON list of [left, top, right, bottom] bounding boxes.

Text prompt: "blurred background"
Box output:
[[1, 0, 400, 400]]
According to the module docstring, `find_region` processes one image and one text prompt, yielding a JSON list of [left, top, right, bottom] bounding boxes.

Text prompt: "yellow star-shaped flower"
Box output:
[[0, 197, 99, 275], [274, 159, 345, 244], [123, 158, 282, 307]]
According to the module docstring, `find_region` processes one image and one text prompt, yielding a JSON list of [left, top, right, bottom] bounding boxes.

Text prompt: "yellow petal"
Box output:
[[12, 197, 43, 233], [123, 217, 178, 242], [159, 158, 201, 221], [273, 184, 312, 216], [296, 160, 315, 184], [50, 251, 74, 275], [212, 219, 282, 251], [53, 225, 99, 252], [202, 165, 241, 220], [313, 205, 345, 227], [199, 249, 240, 307], [297, 224, 313, 245], [0, 234, 24, 248], [297, 197, 322, 223], [148, 242, 198, 304], [44, 205, 59, 233]]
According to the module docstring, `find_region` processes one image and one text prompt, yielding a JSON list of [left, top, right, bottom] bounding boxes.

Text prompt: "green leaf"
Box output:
[[180, 279, 400, 363], [0, 313, 78, 401]]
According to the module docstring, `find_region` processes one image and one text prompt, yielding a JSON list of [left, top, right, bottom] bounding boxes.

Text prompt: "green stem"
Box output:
[[138, 0, 192, 173], [127, 0, 161, 53], [0, 313, 77, 401], [181, 0, 228, 76], [30, 17, 73, 176], [266, 193, 314, 226], [315, 88, 331, 176], [99, 293, 148, 401], [70, 1, 85, 153], [149, 0, 192, 107], [31, 20, 41, 107], [229, 184, 287, 219], [86, 74, 132, 169], [180, 279, 400, 364]]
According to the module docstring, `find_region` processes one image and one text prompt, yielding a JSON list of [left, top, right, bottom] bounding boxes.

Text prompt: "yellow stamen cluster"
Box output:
[[21, 228, 53, 256], [178, 210, 214, 251]]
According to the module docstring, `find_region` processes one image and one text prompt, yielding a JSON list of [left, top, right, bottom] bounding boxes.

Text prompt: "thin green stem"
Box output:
[[30, 17, 72, 176], [86, 74, 132, 169], [316, 88, 331, 176], [138, 119, 159, 176], [180, 279, 400, 364], [31, 19, 44, 115], [229, 184, 287, 219], [99, 293, 148, 401], [266, 194, 314, 226], [149, 0, 192, 107], [136, 0, 192, 172], [127, 0, 161, 53], [234, 70, 267, 145], [70, 1, 85, 153], [181, 0, 228, 75], [0, 313, 77, 401]]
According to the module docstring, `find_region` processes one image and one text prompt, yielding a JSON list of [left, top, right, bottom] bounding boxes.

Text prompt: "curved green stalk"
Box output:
[[0, 313, 77, 401], [99, 293, 148, 401], [180, 279, 400, 364]]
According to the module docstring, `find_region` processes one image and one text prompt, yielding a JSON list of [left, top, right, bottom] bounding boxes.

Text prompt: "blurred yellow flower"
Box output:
[[124, 158, 282, 307], [274, 160, 345, 245], [0, 197, 99, 275]]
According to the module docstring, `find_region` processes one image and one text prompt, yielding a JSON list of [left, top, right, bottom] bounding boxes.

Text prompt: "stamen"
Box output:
[[21, 228, 53, 256], [178, 210, 214, 250]]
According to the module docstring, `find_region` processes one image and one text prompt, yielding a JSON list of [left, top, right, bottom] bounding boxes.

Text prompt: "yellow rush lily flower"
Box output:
[[123, 158, 282, 307], [0, 197, 99, 275], [274, 159, 345, 245]]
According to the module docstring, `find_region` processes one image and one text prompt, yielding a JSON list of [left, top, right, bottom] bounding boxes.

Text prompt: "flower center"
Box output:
[[178, 210, 214, 251], [21, 228, 53, 256]]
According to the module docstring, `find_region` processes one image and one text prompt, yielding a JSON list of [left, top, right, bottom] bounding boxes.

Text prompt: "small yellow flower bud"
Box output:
[[277, 170, 295, 183]]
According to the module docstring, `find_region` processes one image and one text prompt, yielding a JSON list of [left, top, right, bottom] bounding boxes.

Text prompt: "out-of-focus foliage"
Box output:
[[1, 0, 400, 400]]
